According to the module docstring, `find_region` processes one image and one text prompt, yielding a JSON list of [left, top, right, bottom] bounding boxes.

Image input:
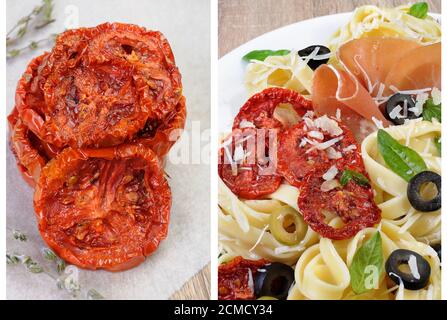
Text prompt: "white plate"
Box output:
[[218, 12, 441, 131]]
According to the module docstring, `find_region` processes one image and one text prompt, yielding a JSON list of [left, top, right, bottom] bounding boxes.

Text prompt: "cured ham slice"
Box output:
[[312, 38, 441, 139], [384, 42, 441, 95], [337, 38, 422, 96], [312, 64, 389, 139]]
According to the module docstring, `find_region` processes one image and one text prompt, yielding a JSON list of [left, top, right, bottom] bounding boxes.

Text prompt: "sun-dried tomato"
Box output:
[[277, 119, 362, 187], [232, 87, 312, 130], [298, 166, 381, 240], [8, 108, 60, 187], [20, 23, 182, 149], [135, 95, 186, 157], [34, 143, 171, 271], [218, 127, 281, 200], [218, 256, 268, 300]]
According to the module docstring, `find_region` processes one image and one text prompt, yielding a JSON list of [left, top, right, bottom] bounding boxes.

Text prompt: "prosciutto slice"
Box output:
[[312, 38, 441, 139]]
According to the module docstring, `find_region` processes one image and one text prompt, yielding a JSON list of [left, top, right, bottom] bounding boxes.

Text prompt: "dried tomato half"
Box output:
[[218, 127, 281, 200], [8, 107, 60, 187], [277, 118, 361, 187], [298, 167, 381, 240], [23, 23, 182, 149], [232, 87, 312, 130], [218, 256, 267, 300], [14, 53, 48, 135], [135, 95, 186, 157], [34, 143, 171, 271]]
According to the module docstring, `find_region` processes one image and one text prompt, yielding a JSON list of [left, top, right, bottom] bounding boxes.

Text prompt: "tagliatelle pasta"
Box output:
[[328, 4, 441, 63], [245, 52, 314, 97], [288, 219, 441, 300], [362, 120, 441, 244]]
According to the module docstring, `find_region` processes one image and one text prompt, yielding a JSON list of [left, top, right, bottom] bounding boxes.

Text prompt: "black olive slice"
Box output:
[[297, 45, 331, 70], [407, 171, 441, 212], [431, 243, 441, 262], [254, 262, 294, 300], [385, 249, 431, 290], [385, 93, 418, 125]]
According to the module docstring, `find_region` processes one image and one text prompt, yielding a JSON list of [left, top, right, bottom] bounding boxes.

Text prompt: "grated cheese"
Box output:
[[343, 145, 357, 152], [306, 136, 344, 153], [239, 119, 256, 128], [335, 108, 341, 120], [308, 130, 324, 140], [408, 255, 421, 280], [326, 147, 342, 159], [410, 93, 429, 117], [322, 165, 338, 181], [432, 87, 441, 105], [321, 179, 340, 192], [389, 106, 403, 119], [372, 117, 384, 129], [389, 85, 433, 96], [314, 115, 343, 136], [247, 268, 254, 293], [249, 225, 269, 252]]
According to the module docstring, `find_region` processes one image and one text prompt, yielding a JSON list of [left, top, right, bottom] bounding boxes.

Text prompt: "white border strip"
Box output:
[[210, 0, 218, 300], [441, 1, 446, 301], [1, 0, 7, 301]]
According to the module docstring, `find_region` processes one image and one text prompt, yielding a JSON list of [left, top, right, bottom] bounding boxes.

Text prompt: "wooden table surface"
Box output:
[[171, 0, 441, 300], [219, 0, 441, 57]]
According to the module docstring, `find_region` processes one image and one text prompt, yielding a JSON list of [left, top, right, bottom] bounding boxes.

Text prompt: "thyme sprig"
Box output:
[[7, 33, 57, 59], [6, 0, 55, 46], [41, 247, 66, 274], [9, 228, 28, 242], [6, 251, 104, 299], [7, 227, 104, 299]]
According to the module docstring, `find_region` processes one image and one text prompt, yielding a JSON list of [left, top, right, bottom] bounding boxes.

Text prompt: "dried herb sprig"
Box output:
[[6, 251, 104, 299], [7, 33, 57, 59], [41, 248, 66, 274], [6, 253, 44, 273], [87, 289, 105, 300], [11, 229, 28, 242], [6, 0, 55, 46]]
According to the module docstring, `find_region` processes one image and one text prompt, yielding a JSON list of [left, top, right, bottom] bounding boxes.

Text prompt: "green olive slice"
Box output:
[[269, 206, 306, 245], [257, 296, 278, 300]]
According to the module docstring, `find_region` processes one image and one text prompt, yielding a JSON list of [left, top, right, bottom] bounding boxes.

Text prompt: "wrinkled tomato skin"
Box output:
[[218, 128, 281, 200], [8, 108, 60, 187], [20, 23, 182, 149], [298, 167, 381, 240], [135, 95, 187, 158], [218, 256, 268, 300], [34, 143, 171, 271], [278, 121, 361, 187], [232, 87, 313, 130]]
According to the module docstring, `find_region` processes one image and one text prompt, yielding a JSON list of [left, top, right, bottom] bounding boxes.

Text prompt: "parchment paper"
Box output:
[[6, 0, 210, 300]]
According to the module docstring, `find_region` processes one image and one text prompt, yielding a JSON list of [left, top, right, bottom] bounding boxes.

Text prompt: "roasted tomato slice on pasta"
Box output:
[[277, 116, 361, 187], [218, 256, 267, 300], [298, 166, 381, 240], [232, 87, 312, 130], [23, 23, 182, 149], [34, 143, 171, 271], [218, 127, 281, 200], [136, 95, 187, 157]]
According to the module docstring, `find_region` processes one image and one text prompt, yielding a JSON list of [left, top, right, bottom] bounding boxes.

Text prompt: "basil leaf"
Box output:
[[349, 232, 384, 295], [242, 49, 291, 62], [377, 129, 427, 182], [409, 2, 429, 19], [422, 98, 441, 122], [340, 169, 370, 187]]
